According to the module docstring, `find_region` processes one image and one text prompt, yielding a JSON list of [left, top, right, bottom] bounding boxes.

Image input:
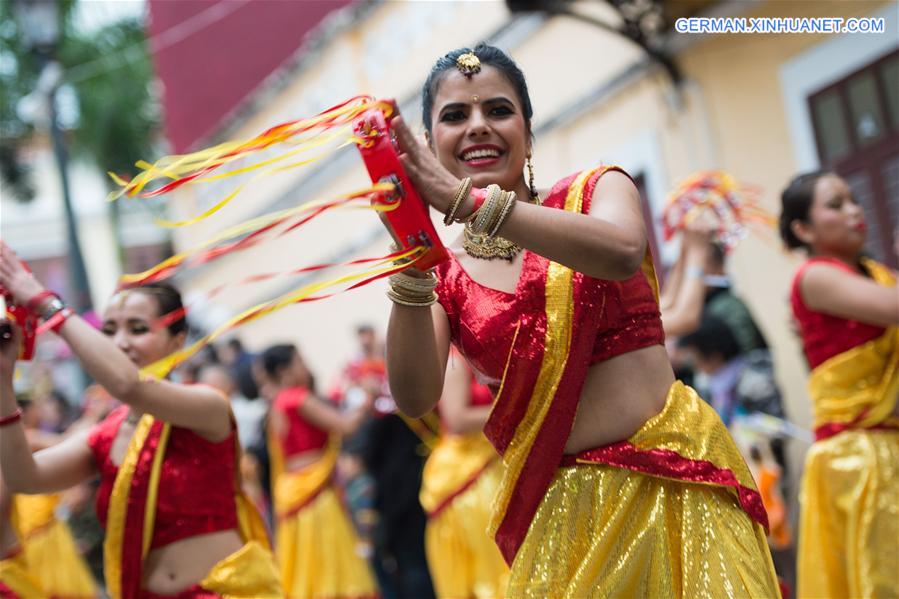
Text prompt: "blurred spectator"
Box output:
[[220, 338, 259, 400], [678, 315, 784, 426], [703, 243, 769, 354], [198, 363, 270, 525], [199, 363, 266, 450], [331, 325, 434, 599]]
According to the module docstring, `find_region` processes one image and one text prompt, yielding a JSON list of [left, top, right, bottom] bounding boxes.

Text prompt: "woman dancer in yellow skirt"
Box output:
[[420, 351, 507, 598], [0, 253, 281, 599], [384, 44, 779, 597], [262, 343, 377, 598], [780, 171, 898, 598]]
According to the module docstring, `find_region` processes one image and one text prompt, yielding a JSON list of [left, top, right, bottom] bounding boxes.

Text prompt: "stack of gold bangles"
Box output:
[[467, 184, 516, 237], [445, 180, 517, 234], [386, 270, 438, 307]]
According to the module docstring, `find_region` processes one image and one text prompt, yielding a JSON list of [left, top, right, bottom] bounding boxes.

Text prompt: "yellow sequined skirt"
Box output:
[[506, 463, 779, 598], [422, 435, 509, 599], [798, 429, 899, 598], [274, 485, 376, 598], [13, 494, 97, 598], [0, 552, 43, 598]]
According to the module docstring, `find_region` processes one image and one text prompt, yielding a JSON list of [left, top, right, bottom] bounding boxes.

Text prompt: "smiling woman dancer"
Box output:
[[0, 241, 281, 599], [780, 172, 899, 599], [383, 45, 779, 597]]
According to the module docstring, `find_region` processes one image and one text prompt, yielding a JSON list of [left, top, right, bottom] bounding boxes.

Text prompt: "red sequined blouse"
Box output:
[[273, 386, 328, 456], [88, 406, 238, 549], [434, 174, 665, 391], [791, 257, 886, 369]]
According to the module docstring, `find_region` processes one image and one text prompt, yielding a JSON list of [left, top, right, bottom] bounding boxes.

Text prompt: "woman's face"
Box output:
[[793, 175, 867, 258], [101, 291, 184, 369], [429, 65, 529, 192], [280, 350, 310, 388], [795, 174, 867, 256]]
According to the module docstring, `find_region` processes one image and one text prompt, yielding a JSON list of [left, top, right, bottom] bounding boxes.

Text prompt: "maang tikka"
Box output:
[[456, 52, 481, 78]]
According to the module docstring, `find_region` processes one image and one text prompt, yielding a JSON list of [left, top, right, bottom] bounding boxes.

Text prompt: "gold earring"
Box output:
[[527, 154, 537, 201]]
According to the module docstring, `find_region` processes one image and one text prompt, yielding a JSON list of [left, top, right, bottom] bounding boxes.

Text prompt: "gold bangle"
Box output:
[[444, 177, 473, 226], [480, 189, 508, 235], [388, 278, 437, 297], [386, 289, 437, 307], [470, 185, 503, 234], [489, 190, 517, 237]]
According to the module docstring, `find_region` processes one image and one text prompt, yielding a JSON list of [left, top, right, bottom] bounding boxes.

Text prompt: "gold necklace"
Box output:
[[462, 194, 540, 261]]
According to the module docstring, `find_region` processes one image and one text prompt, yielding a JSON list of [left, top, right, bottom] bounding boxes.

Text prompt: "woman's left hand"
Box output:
[[391, 116, 460, 215], [0, 241, 46, 307]]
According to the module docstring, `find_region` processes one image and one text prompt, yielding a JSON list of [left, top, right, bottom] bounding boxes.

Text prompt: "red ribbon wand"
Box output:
[[354, 100, 449, 271]]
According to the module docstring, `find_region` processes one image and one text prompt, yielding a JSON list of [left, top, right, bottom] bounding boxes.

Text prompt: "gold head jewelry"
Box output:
[[456, 52, 481, 77], [471, 95, 480, 104]]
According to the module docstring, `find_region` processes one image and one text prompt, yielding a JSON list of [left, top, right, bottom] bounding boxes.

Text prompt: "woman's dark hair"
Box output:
[[261, 344, 297, 379], [678, 314, 742, 363], [261, 343, 317, 391], [421, 44, 533, 134], [132, 282, 187, 336], [779, 171, 829, 249]]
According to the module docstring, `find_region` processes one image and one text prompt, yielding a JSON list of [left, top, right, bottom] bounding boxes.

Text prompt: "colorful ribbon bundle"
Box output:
[[661, 171, 776, 252], [105, 97, 447, 379]]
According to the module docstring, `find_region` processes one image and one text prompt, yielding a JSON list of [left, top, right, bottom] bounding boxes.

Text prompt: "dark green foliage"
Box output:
[[0, 0, 157, 202]]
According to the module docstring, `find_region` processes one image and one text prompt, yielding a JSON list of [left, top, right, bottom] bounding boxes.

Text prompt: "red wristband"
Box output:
[[37, 307, 74, 335], [462, 187, 488, 220], [0, 409, 22, 427], [25, 291, 57, 315]]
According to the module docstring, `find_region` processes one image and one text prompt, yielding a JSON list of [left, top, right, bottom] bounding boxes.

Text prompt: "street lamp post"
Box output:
[[13, 0, 93, 315]]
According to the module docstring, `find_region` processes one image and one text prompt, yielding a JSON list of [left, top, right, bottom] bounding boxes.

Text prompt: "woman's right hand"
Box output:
[[682, 212, 718, 253], [390, 116, 460, 216], [0, 241, 46, 307]]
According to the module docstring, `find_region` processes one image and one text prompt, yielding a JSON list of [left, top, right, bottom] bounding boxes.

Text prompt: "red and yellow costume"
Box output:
[[419, 373, 508, 598], [268, 387, 376, 598], [0, 493, 97, 598], [791, 257, 899, 598], [434, 167, 779, 597], [87, 405, 281, 599]]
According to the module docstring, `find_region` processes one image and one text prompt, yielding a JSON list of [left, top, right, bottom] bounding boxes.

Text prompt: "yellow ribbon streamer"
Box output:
[[119, 182, 397, 286], [139, 247, 423, 379]]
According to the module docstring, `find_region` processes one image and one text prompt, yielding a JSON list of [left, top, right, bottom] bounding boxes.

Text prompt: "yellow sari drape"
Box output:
[[269, 435, 376, 598], [0, 551, 43, 599], [11, 494, 97, 598], [104, 414, 281, 599], [798, 259, 898, 599], [420, 433, 508, 598]]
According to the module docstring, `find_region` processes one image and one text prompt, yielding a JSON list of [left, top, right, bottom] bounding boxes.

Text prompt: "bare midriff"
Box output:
[[283, 447, 326, 472], [143, 529, 244, 594], [564, 344, 674, 455]]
